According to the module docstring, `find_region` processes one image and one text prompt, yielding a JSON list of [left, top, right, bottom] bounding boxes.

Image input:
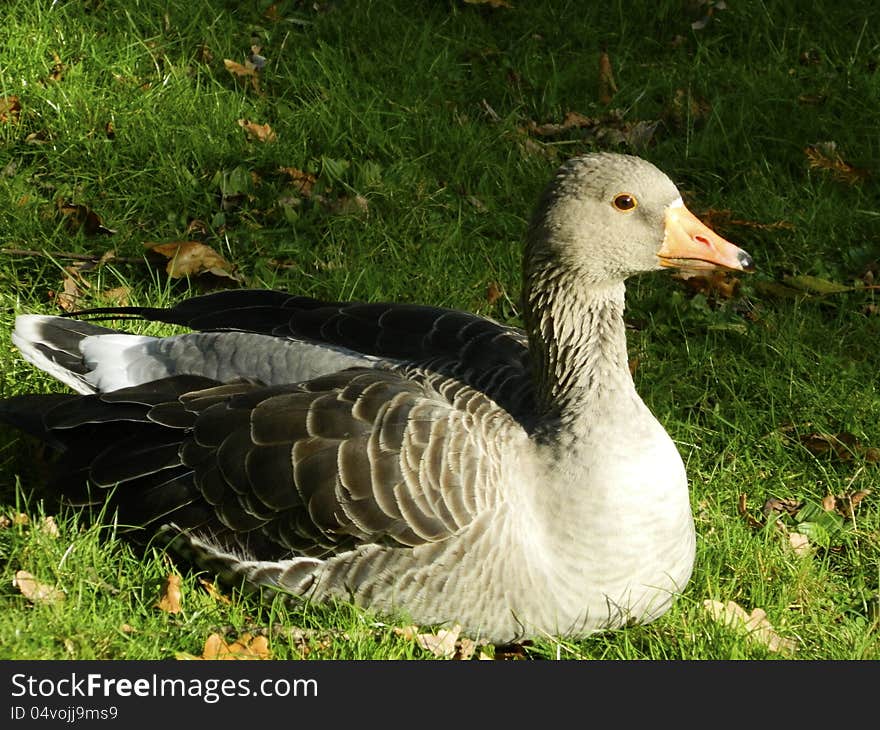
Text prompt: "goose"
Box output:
[[0, 153, 753, 644]]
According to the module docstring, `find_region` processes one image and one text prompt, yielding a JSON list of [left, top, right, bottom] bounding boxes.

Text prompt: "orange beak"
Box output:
[[658, 202, 755, 272]]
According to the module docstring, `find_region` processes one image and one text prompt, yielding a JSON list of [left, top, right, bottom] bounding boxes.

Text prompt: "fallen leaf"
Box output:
[[47, 52, 65, 83], [237, 119, 276, 143], [56, 267, 86, 312], [674, 269, 741, 300], [278, 166, 317, 197], [318, 194, 369, 217], [738, 493, 764, 528], [762, 496, 804, 517], [788, 532, 811, 556], [526, 109, 658, 150], [597, 51, 618, 105], [14, 570, 66, 605], [146, 241, 241, 281], [101, 286, 130, 306], [486, 281, 502, 305], [155, 573, 182, 614], [415, 625, 461, 659], [799, 431, 860, 460], [0, 95, 21, 123], [198, 577, 232, 605], [805, 142, 869, 184], [665, 88, 712, 130], [58, 202, 116, 236], [703, 599, 796, 654], [188, 632, 271, 660], [822, 489, 872, 519], [39, 516, 60, 537], [223, 58, 257, 77]]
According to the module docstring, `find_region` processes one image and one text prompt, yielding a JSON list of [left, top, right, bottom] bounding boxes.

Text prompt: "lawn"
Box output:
[[0, 0, 878, 660]]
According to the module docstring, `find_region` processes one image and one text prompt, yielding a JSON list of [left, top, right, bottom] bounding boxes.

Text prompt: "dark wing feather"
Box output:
[[69, 290, 537, 424], [0, 369, 519, 561]]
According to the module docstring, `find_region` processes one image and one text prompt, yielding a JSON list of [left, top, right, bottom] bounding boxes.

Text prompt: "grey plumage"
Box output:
[[0, 153, 753, 643]]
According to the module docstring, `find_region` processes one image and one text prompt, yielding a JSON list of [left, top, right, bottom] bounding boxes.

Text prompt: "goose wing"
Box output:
[[2, 366, 524, 560], [72, 291, 536, 422]]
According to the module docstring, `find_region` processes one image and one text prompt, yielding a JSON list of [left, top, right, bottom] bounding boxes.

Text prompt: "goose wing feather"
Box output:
[[71, 291, 536, 421], [14, 367, 518, 560]]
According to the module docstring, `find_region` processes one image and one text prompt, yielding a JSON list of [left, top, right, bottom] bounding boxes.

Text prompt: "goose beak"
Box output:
[[658, 201, 755, 272]]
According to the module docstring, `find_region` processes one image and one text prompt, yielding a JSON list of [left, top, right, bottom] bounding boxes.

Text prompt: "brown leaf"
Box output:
[[58, 202, 116, 236], [223, 58, 257, 77], [738, 493, 764, 528], [799, 431, 860, 460], [318, 194, 369, 217], [598, 51, 618, 105], [0, 95, 21, 124], [415, 625, 461, 659], [146, 241, 240, 281], [237, 119, 276, 143], [823, 489, 872, 519], [198, 577, 232, 605], [14, 570, 66, 605], [788, 532, 811, 557], [805, 142, 869, 184], [39, 516, 60, 537], [278, 166, 317, 197], [486, 281, 502, 305], [195, 632, 271, 660], [665, 88, 712, 130], [703, 599, 796, 654], [56, 271, 83, 312], [674, 269, 741, 300], [48, 52, 65, 82], [155, 573, 182, 614], [101, 286, 130, 306], [762, 496, 803, 517]]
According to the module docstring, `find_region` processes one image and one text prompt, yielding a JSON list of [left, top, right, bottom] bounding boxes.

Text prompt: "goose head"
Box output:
[[524, 152, 754, 292]]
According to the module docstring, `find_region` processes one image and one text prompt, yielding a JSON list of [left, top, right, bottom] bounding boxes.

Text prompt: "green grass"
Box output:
[[1, 0, 878, 659]]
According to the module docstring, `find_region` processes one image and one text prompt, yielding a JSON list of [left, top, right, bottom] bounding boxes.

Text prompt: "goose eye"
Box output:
[[612, 193, 637, 212]]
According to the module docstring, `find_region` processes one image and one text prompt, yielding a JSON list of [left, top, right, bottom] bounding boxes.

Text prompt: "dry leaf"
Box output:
[[804, 142, 869, 184], [238, 119, 277, 143], [598, 51, 618, 105], [14, 570, 66, 605], [674, 269, 741, 300], [101, 286, 130, 306], [191, 632, 271, 660], [58, 202, 116, 236], [12, 513, 30, 526], [278, 166, 317, 197], [39, 516, 60, 537], [822, 490, 872, 519], [318, 194, 369, 217], [0, 95, 21, 123], [665, 89, 712, 130], [788, 532, 811, 556], [146, 241, 240, 281], [155, 573, 182, 614], [703, 599, 796, 654], [486, 281, 502, 305], [799, 431, 859, 460], [415, 625, 461, 659], [198, 577, 232, 605], [223, 58, 256, 77], [738, 493, 764, 528], [56, 269, 84, 312], [0, 514, 10, 529]]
